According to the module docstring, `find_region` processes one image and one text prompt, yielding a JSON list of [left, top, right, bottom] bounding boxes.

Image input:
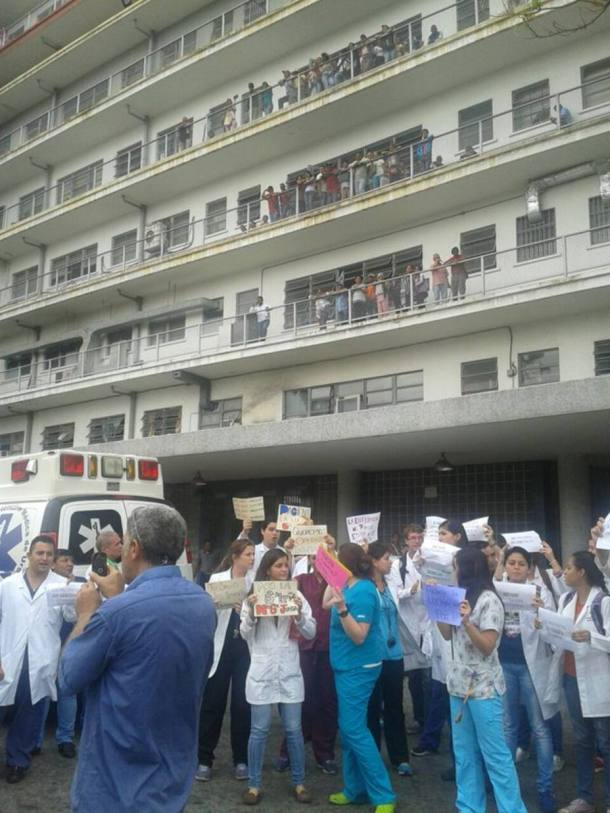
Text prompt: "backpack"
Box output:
[[564, 591, 606, 635]]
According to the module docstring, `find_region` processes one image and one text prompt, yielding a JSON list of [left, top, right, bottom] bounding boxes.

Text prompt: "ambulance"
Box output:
[[0, 449, 192, 579]]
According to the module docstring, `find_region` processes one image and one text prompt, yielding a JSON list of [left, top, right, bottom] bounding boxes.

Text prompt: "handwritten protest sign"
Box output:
[[277, 504, 311, 532], [292, 525, 327, 555], [495, 580, 537, 611], [424, 516, 447, 544], [346, 513, 380, 546], [253, 580, 299, 617], [463, 516, 489, 543], [503, 531, 543, 553], [538, 608, 577, 652], [46, 582, 82, 607], [314, 546, 350, 591], [596, 513, 610, 551], [206, 577, 248, 609], [422, 584, 466, 625], [232, 497, 265, 522], [419, 539, 457, 585]]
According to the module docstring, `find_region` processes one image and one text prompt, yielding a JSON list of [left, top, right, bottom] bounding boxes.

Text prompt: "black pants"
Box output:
[[408, 668, 429, 728], [198, 620, 250, 767], [367, 658, 410, 765]]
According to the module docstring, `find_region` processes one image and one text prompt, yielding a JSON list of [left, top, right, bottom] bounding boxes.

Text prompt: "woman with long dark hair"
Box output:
[[438, 547, 527, 813]]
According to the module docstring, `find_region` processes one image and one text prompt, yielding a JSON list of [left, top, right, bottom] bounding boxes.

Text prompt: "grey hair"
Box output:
[[126, 504, 186, 566], [96, 529, 119, 553]]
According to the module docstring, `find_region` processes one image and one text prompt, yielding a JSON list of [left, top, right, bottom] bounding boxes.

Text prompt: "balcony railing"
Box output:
[[0, 0, 509, 161], [0, 0, 70, 50], [1, 228, 608, 399]]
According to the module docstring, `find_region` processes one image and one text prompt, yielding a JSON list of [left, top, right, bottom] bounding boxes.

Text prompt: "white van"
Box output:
[[0, 449, 193, 579]]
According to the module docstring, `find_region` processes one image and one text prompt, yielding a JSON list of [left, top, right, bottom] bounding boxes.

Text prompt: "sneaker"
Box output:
[[58, 742, 76, 759], [317, 760, 338, 775], [29, 747, 42, 757], [242, 789, 262, 806], [397, 762, 413, 776], [293, 786, 312, 804], [6, 766, 27, 784], [234, 763, 248, 781], [595, 756, 604, 773], [515, 747, 529, 763], [539, 790, 557, 813], [558, 801, 595, 813], [411, 746, 436, 757], [406, 723, 421, 735], [273, 756, 290, 772], [552, 755, 565, 773], [195, 764, 212, 782]]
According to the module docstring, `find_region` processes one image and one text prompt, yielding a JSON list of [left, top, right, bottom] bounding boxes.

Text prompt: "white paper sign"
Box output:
[[232, 497, 265, 521], [346, 513, 380, 546], [423, 516, 447, 544], [538, 608, 577, 652], [292, 525, 327, 555], [596, 513, 610, 551], [503, 531, 543, 553], [253, 580, 299, 617], [205, 577, 248, 609], [495, 580, 537, 611], [463, 516, 489, 543], [46, 582, 82, 607], [419, 539, 457, 585], [277, 504, 311, 532]]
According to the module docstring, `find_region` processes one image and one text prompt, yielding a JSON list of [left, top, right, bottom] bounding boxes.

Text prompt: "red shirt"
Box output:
[[296, 571, 330, 651]]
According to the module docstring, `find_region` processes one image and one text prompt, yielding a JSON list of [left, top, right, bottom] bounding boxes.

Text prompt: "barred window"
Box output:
[[79, 79, 109, 113], [115, 142, 142, 177], [461, 358, 498, 395], [518, 349, 559, 386], [456, 0, 489, 31], [581, 58, 610, 109], [589, 196, 610, 245], [50, 244, 98, 286], [0, 431, 24, 457], [121, 59, 145, 88], [24, 111, 50, 140], [142, 407, 181, 437], [516, 209, 556, 262], [42, 423, 75, 450], [88, 414, 125, 444], [594, 340, 610, 376], [57, 161, 103, 204], [200, 398, 243, 428], [460, 225, 496, 275], [458, 100, 493, 150], [18, 187, 45, 220], [512, 80, 550, 131]]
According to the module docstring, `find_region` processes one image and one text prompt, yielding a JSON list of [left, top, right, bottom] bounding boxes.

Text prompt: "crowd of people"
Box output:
[[2, 507, 610, 813]]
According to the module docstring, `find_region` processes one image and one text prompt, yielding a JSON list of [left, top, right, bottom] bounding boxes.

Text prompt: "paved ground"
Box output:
[[2, 699, 607, 812]]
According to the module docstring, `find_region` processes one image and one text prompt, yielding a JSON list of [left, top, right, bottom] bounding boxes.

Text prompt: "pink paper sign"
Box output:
[[314, 546, 351, 591]]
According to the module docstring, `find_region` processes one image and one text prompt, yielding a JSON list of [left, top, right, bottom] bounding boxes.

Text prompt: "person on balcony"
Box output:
[[249, 297, 270, 340], [430, 253, 449, 304], [445, 247, 468, 301]]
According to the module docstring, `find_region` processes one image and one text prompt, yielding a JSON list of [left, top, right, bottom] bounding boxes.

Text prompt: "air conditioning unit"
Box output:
[[335, 395, 360, 413], [144, 221, 164, 256]]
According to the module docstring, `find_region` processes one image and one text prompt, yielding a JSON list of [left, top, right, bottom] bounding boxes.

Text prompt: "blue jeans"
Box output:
[[450, 693, 527, 813], [38, 685, 78, 747], [518, 706, 563, 755], [248, 703, 304, 790], [502, 661, 553, 797], [417, 678, 449, 752], [564, 673, 610, 805]]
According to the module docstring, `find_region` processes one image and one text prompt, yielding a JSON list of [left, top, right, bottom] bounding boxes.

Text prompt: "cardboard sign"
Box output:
[[346, 513, 380, 546], [46, 582, 82, 608], [277, 504, 311, 532], [503, 531, 543, 554], [422, 584, 466, 625], [314, 546, 351, 591], [419, 539, 457, 585], [463, 516, 489, 543], [423, 516, 447, 544], [495, 580, 537, 611], [232, 497, 265, 522], [537, 608, 577, 652], [205, 577, 248, 609], [596, 512, 610, 551], [253, 580, 299, 617], [292, 525, 327, 555]]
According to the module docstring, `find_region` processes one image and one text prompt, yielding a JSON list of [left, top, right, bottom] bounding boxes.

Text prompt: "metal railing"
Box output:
[[0, 0, 70, 50], [1, 227, 608, 398]]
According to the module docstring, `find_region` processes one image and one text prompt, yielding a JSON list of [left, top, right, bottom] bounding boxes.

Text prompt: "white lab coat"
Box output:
[[207, 568, 253, 678], [0, 571, 72, 705], [253, 543, 286, 572], [545, 587, 610, 718], [387, 556, 430, 671], [239, 591, 315, 704]]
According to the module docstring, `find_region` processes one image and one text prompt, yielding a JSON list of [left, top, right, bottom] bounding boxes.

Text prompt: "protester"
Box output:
[[438, 547, 527, 813], [325, 542, 396, 813], [60, 505, 216, 813], [249, 296, 271, 340], [253, 518, 281, 570], [430, 252, 449, 304], [445, 246, 468, 301], [197, 539, 255, 782], [94, 529, 122, 568], [240, 548, 316, 804], [350, 275, 368, 320], [367, 542, 413, 776], [0, 536, 74, 783]]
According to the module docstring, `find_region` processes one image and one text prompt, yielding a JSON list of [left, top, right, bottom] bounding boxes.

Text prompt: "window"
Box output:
[[88, 414, 125, 444], [461, 358, 498, 395], [121, 59, 145, 88], [61, 96, 78, 121], [206, 198, 227, 235], [5, 353, 32, 380], [284, 389, 308, 419], [163, 211, 190, 248], [115, 142, 142, 177], [200, 397, 243, 428], [0, 206, 4, 229], [237, 186, 261, 225], [458, 100, 493, 150], [518, 348, 559, 386], [594, 340, 610, 376], [43, 341, 81, 376], [460, 225, 496, 275], [156, 119, 192, 159], [11, 266, 38, 300], [202, 297, 224, 335], [589, 196, 610, 245], [142, 406, 181, 436], [244, 0, 267, 25], [79, 79, 109, 113], [0, 134, 10, 157], [111, 230, 138, 266], [57, 160, 103, 204], [581, 58, 610, 109], [365, 376, 394, 408], [147, 315, 186, 345], [0, 432, 24, 457], [236, 289, 259, 315], [24, 112, 50, 140], [512, 80, 550, 131], [50, 244, 97, 286], [18, 187, 45, 220], [157, 31, 196, 69], [396, 370, 424, 402], [516, 209, 556, 262], [456, 0, 489, 30], [42, 423, 75, 450]]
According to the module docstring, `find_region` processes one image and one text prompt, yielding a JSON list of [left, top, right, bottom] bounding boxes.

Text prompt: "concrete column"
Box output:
[[336, 470, 361, 546], [557, 456, 591, 558]]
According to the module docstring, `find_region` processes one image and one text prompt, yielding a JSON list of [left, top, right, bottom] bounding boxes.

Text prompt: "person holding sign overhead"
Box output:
[[240, 548, 316, 805], [196, 539, 255, 783], [324, 543, 396, 813]]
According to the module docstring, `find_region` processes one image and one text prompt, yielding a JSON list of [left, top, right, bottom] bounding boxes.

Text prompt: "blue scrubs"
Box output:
[[330, 579, 396, 805]]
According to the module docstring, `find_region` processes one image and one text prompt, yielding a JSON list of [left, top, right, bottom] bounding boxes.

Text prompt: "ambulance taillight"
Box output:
[[11, 459, 30, 482], [138, 459, 159, 481], [60, 453, 85, 477]]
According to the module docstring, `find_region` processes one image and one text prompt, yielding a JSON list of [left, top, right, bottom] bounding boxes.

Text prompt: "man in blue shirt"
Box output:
[[60, 504, 216, 813]]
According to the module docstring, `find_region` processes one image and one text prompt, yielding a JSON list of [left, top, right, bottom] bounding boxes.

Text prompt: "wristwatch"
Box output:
[[338, 608, 349, 618]]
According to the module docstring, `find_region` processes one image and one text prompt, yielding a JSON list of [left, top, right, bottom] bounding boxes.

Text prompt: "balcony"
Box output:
[[0, 228, 609, 414]]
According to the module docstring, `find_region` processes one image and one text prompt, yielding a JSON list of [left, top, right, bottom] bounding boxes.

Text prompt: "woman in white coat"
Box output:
[[240, 547, 316, 805], [545, 551, 610, 813], [196, 539, 255, 782], [496, 546, 558, 813]]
